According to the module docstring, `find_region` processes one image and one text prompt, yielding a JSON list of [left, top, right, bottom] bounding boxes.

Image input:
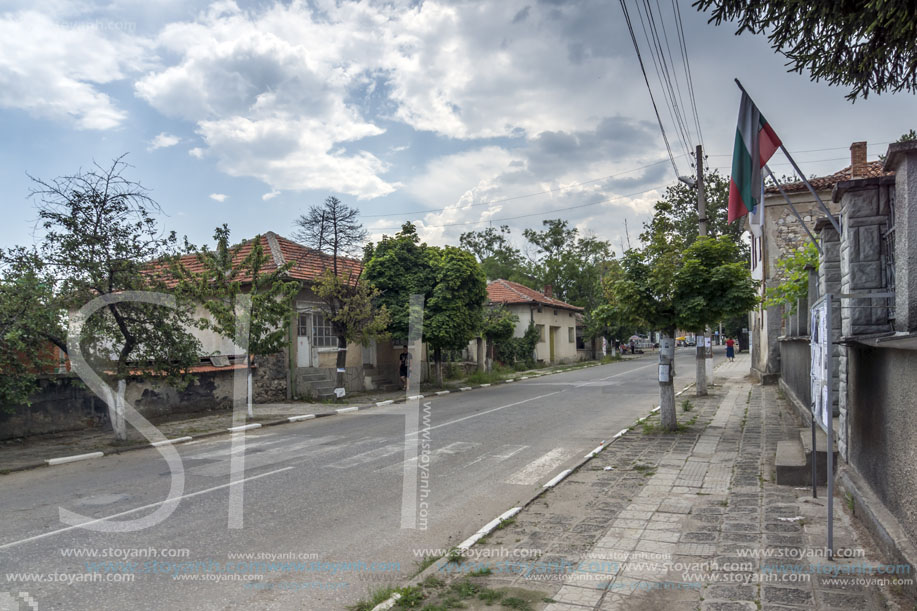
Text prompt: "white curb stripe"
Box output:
[[407, 394, 424, 400], [336, 407, 359, 414], [376, 400, 394, 406], [520, 376, 529, 380], [613, 428, 629, 438], [651, 406, 661, 413], [459, 387, 472, 391], [479, 383, 491, 387], [288, 414, 316, 422], [585, 441, 606, 458], [371, 592, 401, 611], [505, 379, 515, 383], [150, 437, 192, 447], [227, 423, 261, 432], [458, 506, 523, 550], [543, 468, 573, 488], [46, 452, 104, 466], [435, 390, 450, 395]]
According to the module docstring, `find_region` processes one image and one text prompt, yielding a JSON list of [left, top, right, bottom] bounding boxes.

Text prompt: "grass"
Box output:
[[641, 413, 697, 435], [495, 517, 515, 530], [633, 463, 657, 477], [501, 597, 533, 610], [446, 547, 464, 565], [348, 586, 398, 611], [413, 554, 442, 576], [469, 566, 493, 577], [681, 399, 694, 412]]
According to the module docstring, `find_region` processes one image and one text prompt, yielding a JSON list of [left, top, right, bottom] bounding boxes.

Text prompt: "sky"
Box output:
[[0, 0, 914, 258]]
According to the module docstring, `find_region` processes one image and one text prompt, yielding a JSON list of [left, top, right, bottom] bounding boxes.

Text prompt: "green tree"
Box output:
[[364, 223, 487, 387], [762, 242, 819, 316], [674, 237, 760, 335], [693, 0, 917, 100], [294, 197, 388, 392], [172, 225, 300, 414], [459, 225, 529, 283], [0, 248, 64, 408], [639, 170, 747, 262], [523, 219, 612, 310], [30, 157, 201, 439]]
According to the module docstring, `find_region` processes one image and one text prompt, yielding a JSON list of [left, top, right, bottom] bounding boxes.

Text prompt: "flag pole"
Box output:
[[734, 79, 842, 235]]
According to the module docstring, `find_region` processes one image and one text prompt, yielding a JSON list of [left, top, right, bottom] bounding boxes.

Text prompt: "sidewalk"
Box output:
[[399, 353, 907, 611]]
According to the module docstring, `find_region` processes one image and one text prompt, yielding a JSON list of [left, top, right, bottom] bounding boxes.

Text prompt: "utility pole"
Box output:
[[695, 144, 710, 396]]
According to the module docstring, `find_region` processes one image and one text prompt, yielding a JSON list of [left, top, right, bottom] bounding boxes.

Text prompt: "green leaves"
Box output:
[[763, 242, 818, 316], [693, 0, 917, 100]]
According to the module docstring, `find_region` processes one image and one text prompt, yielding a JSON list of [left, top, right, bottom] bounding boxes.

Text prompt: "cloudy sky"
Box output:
[[0, 0, 913, 256]]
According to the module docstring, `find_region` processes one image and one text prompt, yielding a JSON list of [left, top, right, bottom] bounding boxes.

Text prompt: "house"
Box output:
[[485, 279, 584, 364], [748, 141, 894, 382], [171, 231, 400, 401]]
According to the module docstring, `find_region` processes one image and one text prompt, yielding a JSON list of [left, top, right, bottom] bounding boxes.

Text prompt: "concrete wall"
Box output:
[[0, 354, 289, 440], [528, 305, 579, 364], [778, 337, 811, 409], [847, 346, 917, 546]]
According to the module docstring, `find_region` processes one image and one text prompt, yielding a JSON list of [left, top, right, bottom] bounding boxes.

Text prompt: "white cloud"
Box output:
[[188, 147, 205, 159], [209, 193, 227, 202], [262, 189, 280, 201], [148, 132, 181, 150], [0, 10, 147, 129]]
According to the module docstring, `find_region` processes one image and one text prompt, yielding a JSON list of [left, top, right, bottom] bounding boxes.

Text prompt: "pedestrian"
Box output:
[[725, 337, 735, 362], [399, 346, 412, 391], [629, 339, 636, 355]]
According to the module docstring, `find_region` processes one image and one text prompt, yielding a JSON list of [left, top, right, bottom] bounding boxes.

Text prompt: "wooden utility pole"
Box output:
[[696, 144, 710, 396]]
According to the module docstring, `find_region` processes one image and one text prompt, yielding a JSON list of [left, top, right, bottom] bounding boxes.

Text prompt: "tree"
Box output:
[[29, 157, 200, 440], [425, 247, 488, 386], [523, 219, 613, 310], [0, 248, 63, 408], [364, 223, 487, 387], [605, 232, 758, 431], [639, 170, 747, 262], [692, 0, 917, 100], [172, 225, 300, 415], [762, 242, 819, 316], [674, 237, 760, 339], [295, 196, 388, 392], [363, 223, 437, 341], [459, 225, 529, 283]]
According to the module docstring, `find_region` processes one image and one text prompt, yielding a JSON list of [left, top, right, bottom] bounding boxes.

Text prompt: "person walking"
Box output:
[[725, 337, 735, 362]]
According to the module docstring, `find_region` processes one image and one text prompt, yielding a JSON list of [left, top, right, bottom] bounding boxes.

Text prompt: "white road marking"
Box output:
[[380, 441, 480, 473], [327, 443, 405, 469], [462, 444, 528, 468], [0, 467, 293, 551], [403, 391, 564, 439], [190, 436, 352, 477], [505, 448, 572, 485]]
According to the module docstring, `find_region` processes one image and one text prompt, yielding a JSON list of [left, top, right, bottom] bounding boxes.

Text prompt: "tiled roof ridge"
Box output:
[[493, 278, 536, 304]]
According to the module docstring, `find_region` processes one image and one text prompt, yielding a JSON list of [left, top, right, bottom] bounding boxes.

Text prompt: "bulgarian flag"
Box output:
[[728, 91, 781, 223]]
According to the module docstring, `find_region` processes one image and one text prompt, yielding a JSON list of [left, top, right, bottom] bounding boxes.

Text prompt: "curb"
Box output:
[[10, 359, 625, 475], [370, 374, 699, 610]]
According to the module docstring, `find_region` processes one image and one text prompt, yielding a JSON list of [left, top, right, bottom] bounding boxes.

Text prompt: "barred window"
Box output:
[[313, 312, 337, 347]]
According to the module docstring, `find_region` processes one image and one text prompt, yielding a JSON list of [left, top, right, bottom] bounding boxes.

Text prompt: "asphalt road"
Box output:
[[0, 348, 722, 610]]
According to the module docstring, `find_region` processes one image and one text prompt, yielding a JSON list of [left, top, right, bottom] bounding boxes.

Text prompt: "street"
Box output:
[[0, 349, 718, 610]]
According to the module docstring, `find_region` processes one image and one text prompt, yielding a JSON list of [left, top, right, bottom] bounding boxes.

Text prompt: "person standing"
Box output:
[[725, 337, 735, 362], [399, 346, 412, 391]]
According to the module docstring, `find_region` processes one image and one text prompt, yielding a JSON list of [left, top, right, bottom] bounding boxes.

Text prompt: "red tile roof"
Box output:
[[158, 232, 362, 287], [765, 160, 893, 194], [487, 279, 583, 311]]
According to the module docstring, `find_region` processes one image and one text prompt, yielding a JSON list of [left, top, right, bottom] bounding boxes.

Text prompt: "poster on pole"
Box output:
[[809, 295, 832, 432]]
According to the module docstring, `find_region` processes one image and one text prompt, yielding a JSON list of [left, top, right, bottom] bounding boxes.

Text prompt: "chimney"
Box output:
[[543, 285, 553, 298], [850, 141, 868, 178]]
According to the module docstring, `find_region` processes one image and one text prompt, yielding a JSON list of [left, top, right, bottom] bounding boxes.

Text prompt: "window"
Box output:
[[312, 312, 337, 347], [536, 324, 545, 342], [568, 327, 575, 343], [297, 312, 310, 337]]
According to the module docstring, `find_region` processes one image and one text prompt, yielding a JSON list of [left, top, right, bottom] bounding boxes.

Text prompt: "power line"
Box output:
[[618, 0, 680, 178], [671, 0, 704, 150]]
